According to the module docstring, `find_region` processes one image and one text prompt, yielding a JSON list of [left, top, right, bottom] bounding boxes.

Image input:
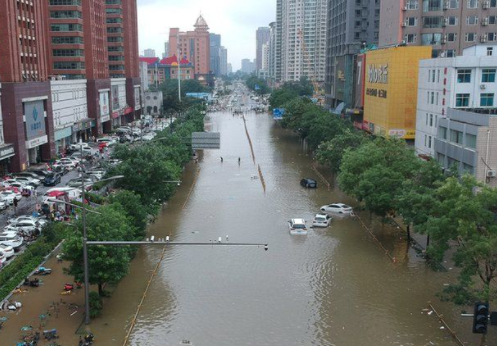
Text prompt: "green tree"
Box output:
[[316, 129, 368, 174], [245, 75, 270, 95], [155, 79, 210, 112], [338, 138, 420, 217], [63, 205, 135, 295], [109, 190, 151, 238]]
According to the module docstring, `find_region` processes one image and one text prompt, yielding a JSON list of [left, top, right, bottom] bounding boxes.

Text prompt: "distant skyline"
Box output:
[[137, 0, 275, 71]]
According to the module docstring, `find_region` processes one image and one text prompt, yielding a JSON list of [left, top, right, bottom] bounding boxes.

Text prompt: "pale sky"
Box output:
[[137, 0, 276, 71]]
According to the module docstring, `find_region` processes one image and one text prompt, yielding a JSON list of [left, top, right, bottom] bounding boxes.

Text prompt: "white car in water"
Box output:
[[320, 203, 353, 215], [288, 218, 308, 235], [312, 213, 332, 228], [0, 244, 15, 259]]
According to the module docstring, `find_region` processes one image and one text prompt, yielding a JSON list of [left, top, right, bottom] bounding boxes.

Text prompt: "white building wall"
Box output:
[[416, 46, 497, 157], [50, 80, 88, 131]]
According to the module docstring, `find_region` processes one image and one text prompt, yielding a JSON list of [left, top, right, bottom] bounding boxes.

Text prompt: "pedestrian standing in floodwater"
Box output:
[[220, 157, 223, 162], [238, 157, 241, 165]]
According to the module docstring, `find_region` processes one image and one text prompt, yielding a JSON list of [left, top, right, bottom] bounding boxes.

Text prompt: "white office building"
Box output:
[[279, 0, 327, 82], [415, 45, 497, 157]]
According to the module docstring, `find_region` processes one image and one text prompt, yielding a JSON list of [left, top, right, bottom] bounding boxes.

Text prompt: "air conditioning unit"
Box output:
[[482, 17, 489, 25], [483, 0, 490, 8], [443, 0, 450, 9], [441, 37, 447, 44], [481, 34, 488, 42], [403, 5, 409, 10], [401, 21, 408, 27], [480, 84, 487, 89], [443, 17, 449, 26], [487, 170, 496, 178]]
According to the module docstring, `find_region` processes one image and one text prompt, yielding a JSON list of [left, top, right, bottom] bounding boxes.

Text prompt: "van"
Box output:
[[43, 187, 81, 202]]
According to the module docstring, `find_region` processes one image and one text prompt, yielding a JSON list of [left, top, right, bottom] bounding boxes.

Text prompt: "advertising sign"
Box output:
[[111, 85, 120, 111], [134, 87, 141, 110], [24, 101, 46, 140], [99, 92, 110, 123]]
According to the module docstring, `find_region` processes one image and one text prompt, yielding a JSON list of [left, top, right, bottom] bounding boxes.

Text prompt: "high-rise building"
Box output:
[[379, 0, 497, 58], [279, 0, 327, 83], [169, 15, 211, 82], [268, 22, 277, 82], [241, 59, 256, 74], [256, 27, 271, 71], [220, 47, 228, 76], [144, 49, 156, 57], [210, 33, 222, 76], [164, 41, 169, 57], [227, 63, 233, 74], [275, 0, 283, 82], [325, 0, 380, 109], [105, 0, 139, 79]]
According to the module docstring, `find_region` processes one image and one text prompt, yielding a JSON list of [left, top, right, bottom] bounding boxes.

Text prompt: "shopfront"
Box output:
[[72, 119, 93, 142], [99, 90, 111, 132], [54, 127, 72, 154]]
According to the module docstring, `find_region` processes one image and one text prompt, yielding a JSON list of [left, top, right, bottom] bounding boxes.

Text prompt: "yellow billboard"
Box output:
[[363, 46, 432, 140]]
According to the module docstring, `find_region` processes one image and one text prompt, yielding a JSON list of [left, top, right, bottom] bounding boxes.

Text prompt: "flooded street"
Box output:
[[0, 98, 482, 346], [89, 102, 479, 346]]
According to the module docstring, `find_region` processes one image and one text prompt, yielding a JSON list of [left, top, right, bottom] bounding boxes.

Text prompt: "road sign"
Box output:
[[192, 132, 220, 150], [273, 108, 285, 120]]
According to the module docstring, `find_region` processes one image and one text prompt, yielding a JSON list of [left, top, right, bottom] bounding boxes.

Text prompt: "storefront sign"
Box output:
[[134, 87, 141, 110], [24, 101, 46, 140], [0, 144, 15, 160], [72, 120, 92, 133], [111, 85, 120, 111], [366, 88, 388, 98], [367, 64, 388, 84], [54, 127, 72, 141], [26, 135, 48, 149], [124, 107, 133, 114]]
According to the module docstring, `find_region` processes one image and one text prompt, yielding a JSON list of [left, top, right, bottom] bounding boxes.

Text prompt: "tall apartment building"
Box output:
[[241, 59, 256, 74], [278, 0, 328, 83], [210, 33, 222, 76], [144, 49, 156, 57], [268, 22, 277, 82], [256, 27, 271, 71], [325, 0, 380, 109], [275, 0, 283, 82], [380, 0, 497, 58], [169, 15, 211, 82]]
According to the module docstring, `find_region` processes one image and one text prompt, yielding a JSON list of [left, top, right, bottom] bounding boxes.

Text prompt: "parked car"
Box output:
[[15, 172, 44, 180], [97, 137, 117, 146], [0, 244, 15, 259], [44, 172, 62, 186], [68, 142, 91, 151], [0, 190, 22, 205], [8, 216, 46, 227], [288, 218, 308, 235], [66, 178, 94, 189], [14, 176, 40, 187], [5, 219, 42, 234], [55, 158, 78, 170], [312, 213, 332, 228], [0, 200, 7, 210], [28, 169, 52, 178], [51, 165, 69, 175], [320, 203, 353, 214], [86, 170, 105, 180], [300, 178, 317, 188]]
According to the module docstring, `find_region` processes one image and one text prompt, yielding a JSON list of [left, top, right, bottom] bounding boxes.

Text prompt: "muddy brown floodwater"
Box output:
[[0, 100, 490, 346]]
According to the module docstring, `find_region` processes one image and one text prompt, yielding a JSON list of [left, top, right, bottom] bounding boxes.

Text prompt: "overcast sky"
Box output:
[[137, 0, 276, 71]]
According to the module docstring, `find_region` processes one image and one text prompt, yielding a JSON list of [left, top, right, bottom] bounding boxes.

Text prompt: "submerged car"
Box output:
[[288, 218, 308, 235], [320, 203, 353, 214], [312, 213, 332, 228], [300, 178, 317, 188]]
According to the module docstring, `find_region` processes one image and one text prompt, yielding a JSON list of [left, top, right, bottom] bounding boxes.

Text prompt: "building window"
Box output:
[[457, 69, 471, 83], [439, 126, 448, 139], [466, 16, 478, 25], [428, 136, 432, 148], [450, 129, 464, 144], [447, 33, 458, 41], [49, 0, 82, 4], [406, 34, 417, 43], [50, 11, 82, 19], [52, 36, 84, 44], [423, 16, 442, 28], [437, 69, 440, 82], [465, 33, 476, 42], [467, 0, 478, 8], [423, 0, 442, 11], [407, 0, 419, 9], [431, 91, 435, 104], [455, 93, 470, 106], [489, 16, 496, 24], [465, 134, 477, 149], [482, 68, 496, 82], [463, 163, 474, 174], [407, 17, 418, 26], [491, 0, 497, 6], [422, 33, 442, 45], [488, 33, 497, 42], [448, 0, 459, 8], [447, 16, 458, 25], [53, 49, 84, 57], [480, 93, 494, 106], [446, 49, 456, 57], [429, 113, 434, 126], [53, 62, 85, 70], [488, 47, 494, 56]]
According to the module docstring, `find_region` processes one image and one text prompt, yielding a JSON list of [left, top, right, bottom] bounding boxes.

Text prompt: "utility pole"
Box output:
[[80, 144, 90, 325]]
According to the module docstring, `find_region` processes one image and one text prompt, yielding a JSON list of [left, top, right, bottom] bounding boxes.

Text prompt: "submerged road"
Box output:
[[0, 89, 483, 345]]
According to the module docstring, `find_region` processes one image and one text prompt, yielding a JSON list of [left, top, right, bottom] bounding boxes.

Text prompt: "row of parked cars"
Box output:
[[0, 215, 47, 263]]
